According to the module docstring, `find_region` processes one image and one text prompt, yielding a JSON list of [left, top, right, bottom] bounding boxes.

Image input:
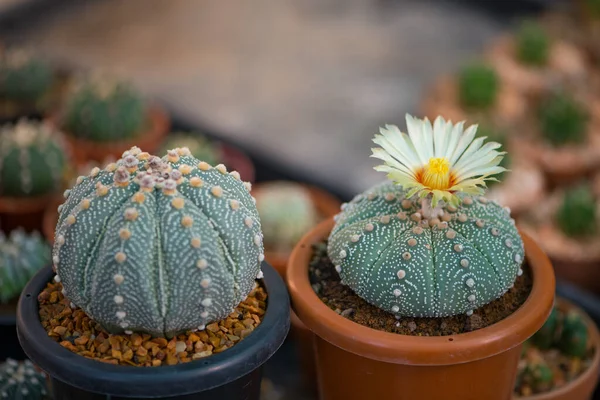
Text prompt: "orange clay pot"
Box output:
[[514, 298, 600, 400], [0, 194, 60, 234], [287, 218, 555, 400]]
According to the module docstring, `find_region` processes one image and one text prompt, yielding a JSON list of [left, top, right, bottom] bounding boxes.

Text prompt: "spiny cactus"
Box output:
[[62, 75, 145, 142], [559, 310, 589, 357], [556, 184, 596, 237], [458, 63, 499, 109], [538, 93, 588, 146], [531, 306, 559, 349], [160, 132, 222, 166], [0, 359, 48, 399], [0, 229, 51, 303], [0, 119, 68, 197], [255, 182, 318, 253], [516, 21, 550, 67], [0, 48, 53, 103], [53, 146, 264, 337], [328, 181, 523, 317]]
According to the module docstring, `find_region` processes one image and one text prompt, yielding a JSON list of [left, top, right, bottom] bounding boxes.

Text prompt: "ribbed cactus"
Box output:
[[62, 75, 145, 142], [0, 359, 48, 399], [53, 146, 264, 337], [0, 229, 51, 303], [255, 182, 318, 253], [522, 356, 554, 393], [0, 119, 68, 197], [531, 306, 559, 349], [0, 48, 53, 103], [538, 93, 588, 146], [328, 181, 524, 317], [556, 184, 596, 237], [160, 132, 222, 166], [458, 63, 499, 109], [559, 310, 589, 357], [516, 21, 550, 66]]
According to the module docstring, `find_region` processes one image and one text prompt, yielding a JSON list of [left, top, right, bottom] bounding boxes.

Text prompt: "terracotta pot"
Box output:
[[53, 104, 170, 167], [221, 143, 256, 183], [287, 218, 555, 400], [515, 297, 600, 400], [0, 193, 60, 234]]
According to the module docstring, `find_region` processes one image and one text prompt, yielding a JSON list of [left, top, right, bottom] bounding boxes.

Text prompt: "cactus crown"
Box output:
[[160, 132, 222, 166], [556, 184, 597, 237], [515, 21, 550, 66], [458, 63, 499, 109], [0, 119, 68, 197], [0, 229, 51, 303], [255, 182, 318, 253], [538, 93, 588, 146], [53, 146, 264, 337], [62, 74, 145, 142], [0, 359, 48, 399], [0, 48, 53, 102]]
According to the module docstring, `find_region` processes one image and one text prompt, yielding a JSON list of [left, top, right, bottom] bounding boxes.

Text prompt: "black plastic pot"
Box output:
[[17, 263, 290, 400]]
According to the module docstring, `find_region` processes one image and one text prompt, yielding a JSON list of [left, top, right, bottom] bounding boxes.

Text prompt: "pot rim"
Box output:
[[287, 217, 555, 366], [17, 262, 290, 397]]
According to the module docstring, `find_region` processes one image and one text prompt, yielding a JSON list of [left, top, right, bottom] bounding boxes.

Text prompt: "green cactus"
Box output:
[[531, 306, 559, 349], [0, 229, 51, 303], [516, 21, 550, 67], [160, 133, 222, 166], [328, 181, 524, 317], [524, 358, 554, 393], [62, 75, 145, 142], [586, 0, 600, 18], [0, 359, 49, 399], [53, 146, 263, 337], [458, 63, 499, 110], [255, 182, 319, 253], [556, 184, 596, 237], [538, 93, 588, 146], [0, 48, 53, 103], [0, 119, 68, 198], [559, 310, 589, 357]]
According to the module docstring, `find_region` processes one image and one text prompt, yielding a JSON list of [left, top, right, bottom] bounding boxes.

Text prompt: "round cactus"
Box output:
[[538, 93, 588, 146], [531, 306, 559, 349], [0, 359, 48, 399], [328, 181, 524, 318], [556, 184, 596, 237], [516, 21, 550, 67], [559, 310, 589, 358], [53, 146, 264, 337], [523, 357, 554, 393], [255, 182, 318, 253], [0, 119, 68, 197], [159, 132, 222, 166], [62, 75, 145, 142], [0, 48, 53, 103], [458, 63, 499, 109], [0, 229, 51, 303]]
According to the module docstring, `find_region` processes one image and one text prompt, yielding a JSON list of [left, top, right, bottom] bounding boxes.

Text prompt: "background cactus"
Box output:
[[531, 306, 559, 349], [556, 184, 597, 237], [62, 75, 146, 142], [328, 181, 524, 318], [521, 355, 554, 393], [516, 21, 550, 66], [53, 146, 263, 337], [586, 0, 600, 18], [0, 48, 54, 103], [255, 182, 318, 253], [0, 359, 48, 399], [538, 93, 588, 146], [159, 132, 222, 166], [458, 63, 499, 109], [559, 310, 589, 357], [0, 119, 68, 197], [0, 229, 51, 303]]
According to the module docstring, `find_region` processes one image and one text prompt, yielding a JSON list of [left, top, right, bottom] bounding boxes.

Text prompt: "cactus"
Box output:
[[0, 48, 53, 103], [62, 75, 145, 142], [516, 21, 550, 67], [559, 310, 589, 357], [556, 184, 596, 237], [538, 93, 588, 146], [53, 146, 263, 337], [523, 357, 554, 393], [328, 181, 524, 317], [0, 229, 51, 303], [586, 0, 600, 18], [0, 359, 48, 399], [160, 132, 222, 166], [255, 182, 319, 253], [531, 306, 559, 349], [458, 63, 499, 109], [0, 119, 68, 198]]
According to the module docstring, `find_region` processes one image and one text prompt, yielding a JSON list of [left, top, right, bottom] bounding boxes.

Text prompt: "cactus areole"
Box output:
[[328, 115, 523, 318], [52, 146, 264, 337]]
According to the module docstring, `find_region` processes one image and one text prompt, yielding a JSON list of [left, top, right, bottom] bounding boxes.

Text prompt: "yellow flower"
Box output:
[[371, 114, 506, 208]]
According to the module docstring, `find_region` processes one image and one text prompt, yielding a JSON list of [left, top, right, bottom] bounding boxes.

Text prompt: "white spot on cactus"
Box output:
[[96, 183, 109, 196], [407, 238, 417, 247], [393, 289, 401, 297], [446, 230, 456, 239], [164, 179, 177, 191], [468, 294, 476, 302], [80, 199, 91, 210], [258, 253, 265, 262], [125, 330, 133, 335], [412, 226, 423, 235], [196, 259, 208, 269], [466, 310, 474, 316], [191, 237, 202, 248], [458, 213, 468, 222], [447, 205, 458, 213], [215, 164, 227, 174], [365, 223, 374, 232], [200, 311, 209, 318], [57, 204, 63, 213], [411, 212, 421, 222], [211, 186, 223, 197], [53, 275, 61, 283], [230, 171, 241, 180], [466, 278, 475, 288], [505, 239, 513, 248], [200, 278, 211, 288], [105, 163, 117, 172], [476, 219, 485, 228], [119, 228, 132, 240], [181, 215, 194, 227], [350, 234, 361, 243], [52, 255, 59, 264], [244, 182, 252, 191], [115, 252, 127, 263], [116, 311, 126, 319], [76, 176, 85, 185], [178, 165, 192, 176], [63, 189, 71, 199], [515, 254, 522, 263], [402, 252, 411, 260], [453, 244, 463, 253], [113, 166, 130, 184], [335, 265, 342, 273], [124, 208, 139, 221], [198, 161, 211, 171], [397, 270, 406, 279], [167, 150, 180, 163], [189, 177, 203, 187], [230, 200, 240, 210], [391, 305, 400, 312], [66, 215, 76, 225], [397, 211, 407, 220], [339, 250, 347, 259], [198, 324, 206, 331], [384, 193, 395, 201], [518, 268, 523, 276], [401, 199, 412, 209], [114, 295, 124, 304], [491, 227, 499, 236], [460, 259, 470, 268], [257, 270, 264, 279], [244, 217, 253, 227], [463, 197, 473, 205], [504, 206, 511, 214], [113, 274, 125, 285], [253, 235, 261, 246], [120, 322, 129, 328]]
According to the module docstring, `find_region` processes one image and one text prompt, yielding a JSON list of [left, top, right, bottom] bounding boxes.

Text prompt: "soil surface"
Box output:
[[310, 240, 532, 336], [38, 280, 266, 366]]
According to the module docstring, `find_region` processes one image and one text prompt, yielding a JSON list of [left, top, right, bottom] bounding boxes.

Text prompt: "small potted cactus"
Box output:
[[0, 119, 70, 233], [0, 358, 50, 399], [287, 115, 555, 399], [53, 73, 170, 166], [17, 146, 289, 399], [160, 131, 256, 183], [514, 298, 600, 400]]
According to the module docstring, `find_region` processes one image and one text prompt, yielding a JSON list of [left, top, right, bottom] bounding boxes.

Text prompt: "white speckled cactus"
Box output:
[[328, 115, 522, 317], [0, 359, 48, 399], [53, 146, 264, 337]]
